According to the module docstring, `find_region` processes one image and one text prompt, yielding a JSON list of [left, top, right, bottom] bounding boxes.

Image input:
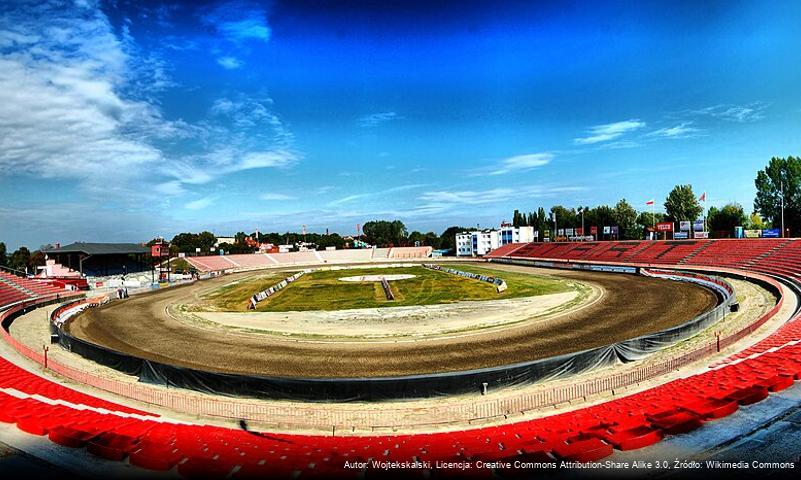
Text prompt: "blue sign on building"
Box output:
[[762, 228, 781, 238]]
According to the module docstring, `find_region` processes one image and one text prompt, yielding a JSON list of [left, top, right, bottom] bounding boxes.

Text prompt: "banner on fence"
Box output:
[[423, 264, 507, 292], [250, 271, 309, 308]]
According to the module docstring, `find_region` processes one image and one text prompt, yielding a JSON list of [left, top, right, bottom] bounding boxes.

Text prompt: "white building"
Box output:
[[214, 236, 236, 247], [456, 225, 537, 257], [500, 225, 536, 244], [456, 230, 497, 257]]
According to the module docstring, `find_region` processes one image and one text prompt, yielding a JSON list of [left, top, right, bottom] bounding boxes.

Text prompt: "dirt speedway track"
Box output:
[[67, 265, 718, 378]]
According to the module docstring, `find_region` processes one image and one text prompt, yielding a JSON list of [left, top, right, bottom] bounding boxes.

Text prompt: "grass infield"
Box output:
[[202, 265, 572, 312]]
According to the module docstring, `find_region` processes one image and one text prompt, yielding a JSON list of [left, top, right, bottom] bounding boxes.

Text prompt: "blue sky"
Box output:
[[1, 0, 800, 249]]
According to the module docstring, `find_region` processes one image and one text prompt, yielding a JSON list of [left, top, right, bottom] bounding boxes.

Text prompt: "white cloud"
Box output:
[[0, 0, 301, 228], [646, 122, 701, 139], [328, 194, 370, 206], [326, 184, 427, 207], [184, 196, 215, 210], [691, 102, 768, 122], [260, 193, 295, 201], [209, 96, 289, 138], [597, 140, 641, 150], [201, 1, 272, 43], [154, 181, 187, 196], [489, 152, 553, 175], [422, 185, 584, 205], [574, 119, 646, 145], [357, 112, 401, 128], [216, 56, 242, 69], [0, 1, 179, 193], [238, 150, 297, 170]]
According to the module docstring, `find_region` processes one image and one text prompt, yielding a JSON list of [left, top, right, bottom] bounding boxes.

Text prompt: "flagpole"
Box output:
[[703, 193, 707, 234]]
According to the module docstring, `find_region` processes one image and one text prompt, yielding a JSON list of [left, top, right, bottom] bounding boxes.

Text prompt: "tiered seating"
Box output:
[[751, 239, 801, 282], [586, 241, 650, 262], [3, 322, 800, 480], [485, 243, 526, 258], [4, 237, 801, 478], [0, 283, 29, 306], [0, 356, 153, 416], [627, 240, 709, 264], [222, 254, 273, 270], [317, 249, 373, 263], [185, 256, 238, 272], [505, 242, 560, 259], [388, 246, 433, 259], [0, 271, 69, 304], [499, 239, 786, 267], [682, 239, 788, 268], [186, 246, 438, 272], [0, 310, 800, 478]]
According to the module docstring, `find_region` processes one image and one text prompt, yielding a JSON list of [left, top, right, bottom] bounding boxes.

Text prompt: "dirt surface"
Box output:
[[66, 265, 718, 378], [190, 289, 586, 339]]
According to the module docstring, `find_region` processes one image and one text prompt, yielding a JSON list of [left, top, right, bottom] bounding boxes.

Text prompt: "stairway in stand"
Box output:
[[678, 240, 714, 265], [745, 238, 794, 268]]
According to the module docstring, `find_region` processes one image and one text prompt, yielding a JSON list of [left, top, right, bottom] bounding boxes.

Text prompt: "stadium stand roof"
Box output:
[[42, 243, 151, 276], [42, 242, 149, 255]]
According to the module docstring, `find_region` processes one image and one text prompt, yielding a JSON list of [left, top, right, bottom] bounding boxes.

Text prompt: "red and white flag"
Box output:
[[699, 192, 706, 202], [645, 199, 655, 206]]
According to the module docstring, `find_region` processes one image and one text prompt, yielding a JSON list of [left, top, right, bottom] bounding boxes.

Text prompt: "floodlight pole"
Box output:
[[651, 201, 655, 240], [552, 213, 557, 242], [781, 179, 786, 238]]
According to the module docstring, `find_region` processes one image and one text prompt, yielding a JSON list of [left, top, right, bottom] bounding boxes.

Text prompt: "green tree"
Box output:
[[637, 211, 666, 233], [747, 213, 766, 230], [197, 231, 217, 252], [707, 203, 747, 237], [613, 199, 640, 240], [0, 242, 7, 267], [550, 205, 578, 230], [29, 250, 46, 270], [536, 207, 547, 239], [754, 156, 801, 235], [512, 209, 522, 227], [362, 220, 408, 246], [317, 233, 345, 250], [439, 226, 468, 253], [408, 231, 425, 246], [587, 205, 615, 237], [423, 231, 440, 248], [664, 184, 702, 222], [8, 247, 31, 272], [170, 231, 218, 254]]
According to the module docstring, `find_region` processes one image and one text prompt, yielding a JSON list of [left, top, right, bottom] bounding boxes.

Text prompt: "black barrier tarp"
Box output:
[[45, 264, 772, 402], [50, 268, 743, 402]]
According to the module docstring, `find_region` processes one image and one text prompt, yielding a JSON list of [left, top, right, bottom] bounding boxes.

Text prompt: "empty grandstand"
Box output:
[[0, 236, 799, 477], [0, 268, 80, 306], [184, 246, 433, 273]]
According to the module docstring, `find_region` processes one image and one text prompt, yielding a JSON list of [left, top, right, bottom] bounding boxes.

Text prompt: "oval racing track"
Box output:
[[65, 264, 718, 378]]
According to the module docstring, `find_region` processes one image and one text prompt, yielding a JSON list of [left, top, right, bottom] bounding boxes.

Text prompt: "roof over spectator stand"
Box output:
[[42, 242, 150, 256]]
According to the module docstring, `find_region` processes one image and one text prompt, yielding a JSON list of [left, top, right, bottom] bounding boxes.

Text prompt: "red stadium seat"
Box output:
[[3, 238, 801, 477]]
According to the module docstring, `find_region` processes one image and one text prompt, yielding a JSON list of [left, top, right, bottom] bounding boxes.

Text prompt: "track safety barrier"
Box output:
[[423, 263, 508, 292]]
